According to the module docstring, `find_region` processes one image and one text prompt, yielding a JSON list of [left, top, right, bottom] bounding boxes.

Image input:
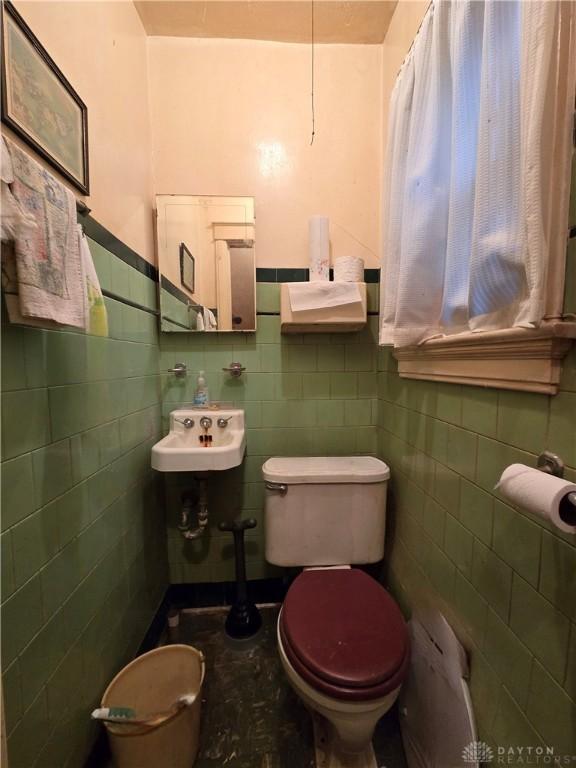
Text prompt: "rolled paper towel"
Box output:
[[334, 256, 364, 282], [309, 216, 330, 281], [495, 464, 576, 534]]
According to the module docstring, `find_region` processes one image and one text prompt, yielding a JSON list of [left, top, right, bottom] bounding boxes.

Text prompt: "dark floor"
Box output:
[[171, 605, 408, 768]]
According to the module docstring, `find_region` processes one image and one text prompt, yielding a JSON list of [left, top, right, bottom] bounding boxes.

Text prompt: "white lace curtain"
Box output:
[[380, 0, 574, 347]]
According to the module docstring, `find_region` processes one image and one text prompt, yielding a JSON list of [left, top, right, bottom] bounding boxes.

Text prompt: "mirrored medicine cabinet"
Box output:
[[155, 195, 256, 333]]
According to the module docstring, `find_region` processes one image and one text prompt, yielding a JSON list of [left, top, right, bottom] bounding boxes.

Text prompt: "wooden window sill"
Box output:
[[393, 322, 576, 394]]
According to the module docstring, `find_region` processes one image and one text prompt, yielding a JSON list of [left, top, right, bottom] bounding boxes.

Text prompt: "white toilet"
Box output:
[[262, 456, 409, 767]]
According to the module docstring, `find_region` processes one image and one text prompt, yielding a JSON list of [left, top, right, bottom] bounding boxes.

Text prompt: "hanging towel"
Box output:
[[1, 146, 62, 329], [1, 139, 44, 326], [203, 306, 218, 330], [2, 138, 85, 328], [78, 226, 108, 337], [288, 281, 362, 312], [1, 138, 36, 243]]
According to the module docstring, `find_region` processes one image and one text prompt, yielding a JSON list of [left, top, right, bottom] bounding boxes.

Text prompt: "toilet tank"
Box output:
[[262, 456, 390, 567]]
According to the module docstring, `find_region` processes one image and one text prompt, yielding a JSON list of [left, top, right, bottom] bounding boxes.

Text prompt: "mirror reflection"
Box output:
[[156, 195, 256, 332]]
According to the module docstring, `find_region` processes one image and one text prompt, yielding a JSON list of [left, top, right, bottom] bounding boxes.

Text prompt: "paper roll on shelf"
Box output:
[[308, 216, 330, 281], [495, 464, 576, 534], [334, 256, 364, 282]]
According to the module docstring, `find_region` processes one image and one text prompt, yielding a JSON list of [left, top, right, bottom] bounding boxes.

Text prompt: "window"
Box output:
[[379, 0, 575, 393]]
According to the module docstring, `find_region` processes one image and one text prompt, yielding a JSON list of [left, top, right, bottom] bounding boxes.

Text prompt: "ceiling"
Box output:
[[134, 1, 398, 44]]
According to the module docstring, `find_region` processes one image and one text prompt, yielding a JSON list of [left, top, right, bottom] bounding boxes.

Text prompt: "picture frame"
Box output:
[[179, 242, 195, 293], [1, 1, 89, 194]]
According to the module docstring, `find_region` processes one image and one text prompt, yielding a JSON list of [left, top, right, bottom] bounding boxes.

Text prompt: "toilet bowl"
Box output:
[[262, 456, 409, 766], [277, 567, 409, 758]]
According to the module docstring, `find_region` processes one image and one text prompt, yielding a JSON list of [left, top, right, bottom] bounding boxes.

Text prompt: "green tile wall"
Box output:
[[159, 287, 197, 331], [378, 172, 576, 758], [377, 355, 576, 756], [158, 282, 381, 584], [1, 238, 168, 768]]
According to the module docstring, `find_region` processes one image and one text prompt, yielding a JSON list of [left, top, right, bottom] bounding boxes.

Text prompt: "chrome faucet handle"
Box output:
[[217, 416, 233, 428], [168, 362, 187, 378], [175, 417, 194, 429], [199, 416, 212, 430], [222, 362, 246, 378]]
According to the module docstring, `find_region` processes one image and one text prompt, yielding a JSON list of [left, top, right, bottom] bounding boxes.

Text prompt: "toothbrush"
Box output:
[[91, 693, 197, 727]]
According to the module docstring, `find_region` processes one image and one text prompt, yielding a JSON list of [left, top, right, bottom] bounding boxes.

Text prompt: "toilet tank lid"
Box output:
[[262, 456, 390, 484]]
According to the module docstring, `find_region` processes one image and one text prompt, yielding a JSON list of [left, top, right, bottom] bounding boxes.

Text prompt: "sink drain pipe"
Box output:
[[179, 479, 209, 539]]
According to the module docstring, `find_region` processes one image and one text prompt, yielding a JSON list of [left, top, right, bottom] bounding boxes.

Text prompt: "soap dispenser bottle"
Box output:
[[194, 370, 209, 405]]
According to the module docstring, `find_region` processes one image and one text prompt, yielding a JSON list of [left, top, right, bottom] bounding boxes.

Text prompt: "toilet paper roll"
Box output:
[[495, 464, 576, 534], [334, 256, 364, 282], [309, 216, 330, 281]]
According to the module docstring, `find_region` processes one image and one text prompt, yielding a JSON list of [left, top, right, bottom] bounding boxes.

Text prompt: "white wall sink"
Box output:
[[151, 409, 245, 472]]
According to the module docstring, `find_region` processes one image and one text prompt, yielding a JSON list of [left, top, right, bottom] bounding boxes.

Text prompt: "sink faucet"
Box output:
[[199, 416, 212, 430]]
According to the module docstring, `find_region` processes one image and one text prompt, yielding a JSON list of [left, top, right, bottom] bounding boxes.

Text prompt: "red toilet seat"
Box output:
[[280, 569, 410, 702]]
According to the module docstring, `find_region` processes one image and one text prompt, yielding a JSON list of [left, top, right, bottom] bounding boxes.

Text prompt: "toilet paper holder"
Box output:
[[537, 451, 576, 515], [537, 451, 565, 477]]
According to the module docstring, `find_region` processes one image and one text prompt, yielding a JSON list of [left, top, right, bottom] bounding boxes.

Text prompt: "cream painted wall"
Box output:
[[147, 38, 382, 268], [9, 1, 155, 263]]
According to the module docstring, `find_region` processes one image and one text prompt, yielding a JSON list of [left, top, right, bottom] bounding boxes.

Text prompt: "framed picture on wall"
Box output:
[[179, 242, 195, 293], [1, 1, 90, 194]]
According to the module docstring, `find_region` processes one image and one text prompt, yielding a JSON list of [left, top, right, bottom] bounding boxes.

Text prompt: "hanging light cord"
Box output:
[[310, 0, 315, 145]]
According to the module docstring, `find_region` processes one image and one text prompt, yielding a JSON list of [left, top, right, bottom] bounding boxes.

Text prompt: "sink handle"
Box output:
[[175, 417, 194, 429]]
